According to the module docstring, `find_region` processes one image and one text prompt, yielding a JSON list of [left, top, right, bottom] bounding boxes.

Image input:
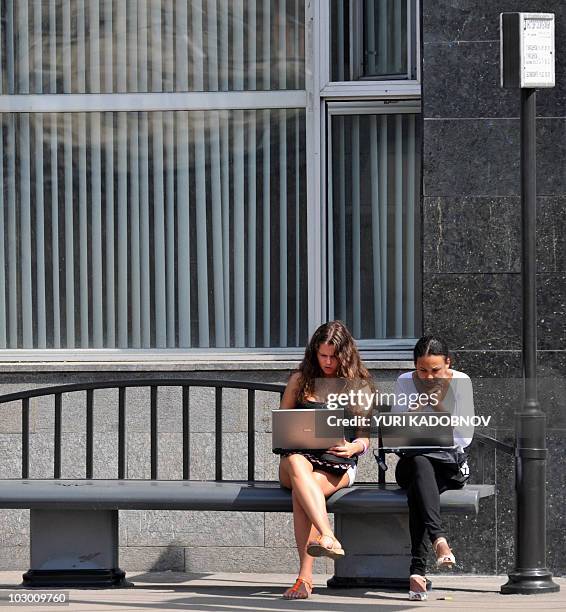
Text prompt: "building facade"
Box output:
[[0, 1, 564, 575]]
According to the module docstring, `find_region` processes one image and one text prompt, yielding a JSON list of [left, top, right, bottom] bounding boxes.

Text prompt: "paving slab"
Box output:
[[0, 572, 564, 611]]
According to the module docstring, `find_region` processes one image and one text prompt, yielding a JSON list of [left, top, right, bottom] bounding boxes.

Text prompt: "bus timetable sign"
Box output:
[[500, 13, 555, 88]]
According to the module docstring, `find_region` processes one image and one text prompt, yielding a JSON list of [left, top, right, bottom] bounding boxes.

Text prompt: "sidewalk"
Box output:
[[0, 572, 564, 611]]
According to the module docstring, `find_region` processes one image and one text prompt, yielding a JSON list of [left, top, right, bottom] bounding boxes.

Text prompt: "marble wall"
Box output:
[[422, 0, 566, 576]]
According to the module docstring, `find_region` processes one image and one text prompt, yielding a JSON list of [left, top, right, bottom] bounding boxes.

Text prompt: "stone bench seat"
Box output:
[[0, 479, 494, 588], [0, 479, 494, 513]]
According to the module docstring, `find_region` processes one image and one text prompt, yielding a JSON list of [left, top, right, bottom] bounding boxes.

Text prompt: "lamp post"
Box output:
[[499, 12, 559, 594]]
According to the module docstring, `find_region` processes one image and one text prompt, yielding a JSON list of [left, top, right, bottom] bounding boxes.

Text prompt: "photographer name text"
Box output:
[[326, 414, 491, 427]]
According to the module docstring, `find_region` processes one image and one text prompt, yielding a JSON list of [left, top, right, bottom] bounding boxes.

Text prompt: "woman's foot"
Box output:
[[433, 536, 456, 569], [282, 576, 313, 600], [409, 574, 428, 601], [306, 533, 345, 560]]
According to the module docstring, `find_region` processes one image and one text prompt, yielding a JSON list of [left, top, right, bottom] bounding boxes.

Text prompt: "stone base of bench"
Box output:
[[330, 512, 413, 588], [23, 508, 129, 588]]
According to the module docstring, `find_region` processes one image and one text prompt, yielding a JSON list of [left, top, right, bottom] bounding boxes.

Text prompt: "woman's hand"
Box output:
[[326, 440, 363, 459], [411, 371, 450, 408], [428, 379, 452, 410]]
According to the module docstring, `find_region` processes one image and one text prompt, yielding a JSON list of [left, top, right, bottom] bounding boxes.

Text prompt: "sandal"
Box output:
[[306, 533, 345, 560], [433, 536, 456, 569], [282, 576, 313, 600], [409, 574, 428, 601]]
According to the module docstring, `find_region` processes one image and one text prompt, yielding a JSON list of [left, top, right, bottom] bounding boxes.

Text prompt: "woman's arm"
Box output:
[[328, 382, 372, 457], [453, 373, 475, 448], [326, 438, 369, 458], [279, 372, 302, 409]]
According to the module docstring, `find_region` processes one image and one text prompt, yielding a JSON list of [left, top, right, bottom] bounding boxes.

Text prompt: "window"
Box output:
[[327, 103, 421, 340], [330, 0, 418, 81], [1, 1, 305, 94], [0, 1, 308, 350], [319, 0, 421, 345], [0, 1, 420, 354]]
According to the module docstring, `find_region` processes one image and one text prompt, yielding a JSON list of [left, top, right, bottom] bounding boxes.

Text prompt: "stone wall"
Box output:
[[422, 0, 566, 576]]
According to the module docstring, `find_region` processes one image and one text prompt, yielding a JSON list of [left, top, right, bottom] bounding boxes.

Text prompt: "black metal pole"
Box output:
[[501, 88, 559, 594]]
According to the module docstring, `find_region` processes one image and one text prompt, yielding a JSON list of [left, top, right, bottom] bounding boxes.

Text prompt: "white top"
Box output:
[[392, 369, 475, 451]]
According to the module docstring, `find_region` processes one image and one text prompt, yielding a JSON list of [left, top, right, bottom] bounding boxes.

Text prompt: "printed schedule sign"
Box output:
[[522, 14, 555, 87], [500, 13, 555, 89]]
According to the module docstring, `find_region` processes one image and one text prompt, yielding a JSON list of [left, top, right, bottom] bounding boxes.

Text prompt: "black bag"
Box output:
[[397, 448, 470, 485]]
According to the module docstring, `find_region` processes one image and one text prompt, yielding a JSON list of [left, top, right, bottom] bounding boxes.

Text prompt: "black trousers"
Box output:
[[395, 454, 464, 576]]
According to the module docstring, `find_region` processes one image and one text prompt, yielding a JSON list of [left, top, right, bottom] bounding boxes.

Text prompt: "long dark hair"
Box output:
[[413, 335, 451, 365], [295, 320, 373, 402]]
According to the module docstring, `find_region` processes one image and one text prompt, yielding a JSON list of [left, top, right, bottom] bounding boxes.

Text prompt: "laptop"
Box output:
[[272, 408, 346, 452], [378, 411, 455, 451]]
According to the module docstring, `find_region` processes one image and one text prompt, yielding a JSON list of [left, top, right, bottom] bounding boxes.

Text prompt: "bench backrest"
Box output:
[[0, 379, 285, 481]]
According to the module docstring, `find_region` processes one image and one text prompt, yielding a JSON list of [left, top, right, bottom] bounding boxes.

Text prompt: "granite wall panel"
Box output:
[[537, 119, 566, 195], [422, 1, 566, 118], [423, 41, 519, 119], [538, 274, 566, 350], [423, 1, 564, 44], [424, 196, 566, 275], [423, 273, 522, 350], [423, 196, 521, 273], [538, 197, 566, 273], [423, 119, 520, 197]]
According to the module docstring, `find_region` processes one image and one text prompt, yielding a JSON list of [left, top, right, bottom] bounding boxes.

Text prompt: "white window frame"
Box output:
[[308, 0, 422, 353], [319, 0, 421, 96]]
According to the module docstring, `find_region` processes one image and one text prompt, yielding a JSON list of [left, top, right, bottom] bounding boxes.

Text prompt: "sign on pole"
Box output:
[[500, 13, 555, 88], [499, 10, 560, 596]]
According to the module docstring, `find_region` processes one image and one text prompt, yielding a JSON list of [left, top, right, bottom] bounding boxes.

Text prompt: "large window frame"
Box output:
[[0, 0, 420, 361]]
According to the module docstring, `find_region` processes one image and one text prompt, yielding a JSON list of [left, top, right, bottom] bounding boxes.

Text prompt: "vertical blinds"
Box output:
[[0, 0, 308, 350], [0, 110, 308, 349], [329, 112, 419, 339], [0, 0, 305, 94]]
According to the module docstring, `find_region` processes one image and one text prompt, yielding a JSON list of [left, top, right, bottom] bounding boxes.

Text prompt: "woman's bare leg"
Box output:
[[279, 455, 335, 536], [280, 461, 350, 599]]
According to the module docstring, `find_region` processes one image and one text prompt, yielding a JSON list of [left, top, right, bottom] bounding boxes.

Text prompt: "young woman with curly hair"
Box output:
[[278, 320, 373, 600]]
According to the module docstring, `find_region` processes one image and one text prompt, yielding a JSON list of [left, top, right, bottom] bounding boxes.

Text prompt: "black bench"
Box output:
[[0, 379, 495, 588]]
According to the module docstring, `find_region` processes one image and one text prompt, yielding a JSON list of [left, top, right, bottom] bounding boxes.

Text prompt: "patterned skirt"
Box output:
[[279, 450, 355, 477]]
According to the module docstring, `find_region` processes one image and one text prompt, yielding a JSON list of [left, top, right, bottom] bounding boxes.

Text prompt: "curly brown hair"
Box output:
[[295, 320, 374, 402]]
